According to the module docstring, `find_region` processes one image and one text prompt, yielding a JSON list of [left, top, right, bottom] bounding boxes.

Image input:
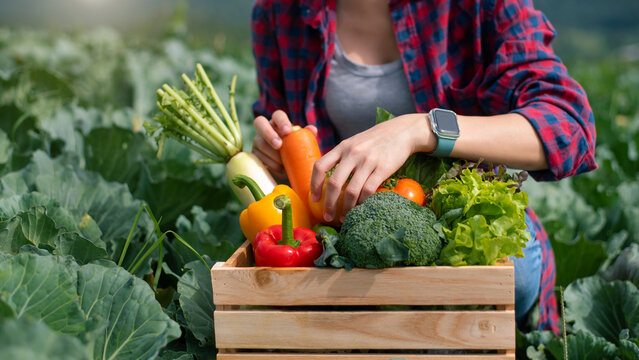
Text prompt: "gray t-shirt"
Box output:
[[325, 37, 416, 141]]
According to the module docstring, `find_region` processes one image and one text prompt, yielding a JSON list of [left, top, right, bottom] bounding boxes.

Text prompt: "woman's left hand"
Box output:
[[310, 113, 436, 223]]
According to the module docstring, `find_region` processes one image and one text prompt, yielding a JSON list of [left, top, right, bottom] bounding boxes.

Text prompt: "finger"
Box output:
[[254, 115, 282, 149], [305, 125, 318, 137], [340, 163, 374, 221], [252, 147, 283, 173], [271, 110, 293, 138], [310, 147, 342, 202], [323, 159, 355, 222], [253, 134, 282, 165], [358, 168, 388, 204]]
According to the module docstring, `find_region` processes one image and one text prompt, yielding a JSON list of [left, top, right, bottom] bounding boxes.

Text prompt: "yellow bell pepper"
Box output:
[[233, 175, 311, 243]]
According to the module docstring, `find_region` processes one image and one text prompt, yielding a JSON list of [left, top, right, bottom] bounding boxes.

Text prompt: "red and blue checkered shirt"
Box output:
[[251, 0, 597, 333]]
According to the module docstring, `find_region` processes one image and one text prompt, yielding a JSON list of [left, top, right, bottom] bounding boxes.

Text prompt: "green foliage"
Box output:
[[0, 318, 92, 360], [338, 191, 442, 268], [0, 249, 181, 359], [157, 350, 195, 360], [619, 338, 639, 360], [551, 235, 608, 288], [172, 206, 242, 266], [565, 277, 639, 343], [0, 26, 256, 359], [605, 243, 639, 288], [77, 263, 181, 359], [546, 331, 618, 360], [177, 256, 215, 348], [0, 249, 85, 336], [314, 227, 354, 270]]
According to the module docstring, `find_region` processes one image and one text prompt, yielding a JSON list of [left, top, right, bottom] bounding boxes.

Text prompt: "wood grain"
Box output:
[[216, 353, 515, 360], [223, 241, 253, 267], [211, 264, 513, 306], [214, 310, 515, 350]]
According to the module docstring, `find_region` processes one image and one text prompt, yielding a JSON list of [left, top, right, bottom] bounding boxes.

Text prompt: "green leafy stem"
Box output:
[[118, 204, 207, 291]]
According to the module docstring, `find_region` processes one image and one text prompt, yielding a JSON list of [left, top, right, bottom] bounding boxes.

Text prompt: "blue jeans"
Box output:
[[510, 213, 542, 323]]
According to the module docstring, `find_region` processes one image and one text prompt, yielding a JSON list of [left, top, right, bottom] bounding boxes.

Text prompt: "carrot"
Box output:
[[280, 126, 322, 221]]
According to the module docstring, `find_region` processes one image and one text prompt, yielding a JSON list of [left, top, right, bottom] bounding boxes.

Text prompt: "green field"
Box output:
[[0, 11, 638, 360]]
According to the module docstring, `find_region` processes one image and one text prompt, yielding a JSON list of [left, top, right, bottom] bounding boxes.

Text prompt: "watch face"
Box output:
[[433, 109, 459, 136]]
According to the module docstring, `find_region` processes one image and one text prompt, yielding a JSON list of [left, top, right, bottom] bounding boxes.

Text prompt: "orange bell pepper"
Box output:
[[233, 175, 312, 243]]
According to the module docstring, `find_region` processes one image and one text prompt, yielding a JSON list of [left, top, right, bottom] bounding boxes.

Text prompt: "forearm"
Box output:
[[410, 112, 548, 171], [454, 113, 547, 170]]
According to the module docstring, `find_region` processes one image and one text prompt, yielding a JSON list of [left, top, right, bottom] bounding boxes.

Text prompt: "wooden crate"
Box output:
[[211, 241, 515, 360]]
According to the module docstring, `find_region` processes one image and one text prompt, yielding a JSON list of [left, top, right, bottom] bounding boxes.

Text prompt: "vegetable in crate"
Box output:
[[233, 175, 311, 243], [148, 63, 276, 206], [338, 191, 443, 268], [280, 125, 322, 220], [308, 167, 346, 227], [253, 194, 322, 267], [376, 178, 426, 206], [431, 166, 529, 266]]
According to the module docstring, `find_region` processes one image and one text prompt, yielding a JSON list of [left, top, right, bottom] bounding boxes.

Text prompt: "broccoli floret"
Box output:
[[337, 191, 443, 268]]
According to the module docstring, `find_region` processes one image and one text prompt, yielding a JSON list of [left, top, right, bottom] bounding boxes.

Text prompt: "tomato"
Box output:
[[376, 178, 426, 206], [308, 178, 345, 226]]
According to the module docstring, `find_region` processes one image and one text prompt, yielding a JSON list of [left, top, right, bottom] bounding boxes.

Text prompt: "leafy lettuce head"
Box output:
[[432, 168, 529, 266]]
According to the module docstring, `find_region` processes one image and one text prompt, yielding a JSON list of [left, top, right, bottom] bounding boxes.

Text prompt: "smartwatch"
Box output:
[[427, 108, 460, 157]]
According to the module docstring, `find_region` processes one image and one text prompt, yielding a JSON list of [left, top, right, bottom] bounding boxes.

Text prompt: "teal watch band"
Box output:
[[427, 108, 459, 157], [430, 136, 456, 157]]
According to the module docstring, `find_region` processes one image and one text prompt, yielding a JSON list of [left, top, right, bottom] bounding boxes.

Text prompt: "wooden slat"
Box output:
[[211, 264, 513, 306], [217, 354, 515, 360], [212, 264, 238, 353], [214, 310, 515, 350], [495, 304, 516, 358], [223, 241, 253, 267]]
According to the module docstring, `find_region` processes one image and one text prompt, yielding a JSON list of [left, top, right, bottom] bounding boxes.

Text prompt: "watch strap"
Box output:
[[430, 136, 456, 157]]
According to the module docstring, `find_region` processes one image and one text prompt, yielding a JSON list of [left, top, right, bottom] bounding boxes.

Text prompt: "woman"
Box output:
[[249, 0, 597, 332]]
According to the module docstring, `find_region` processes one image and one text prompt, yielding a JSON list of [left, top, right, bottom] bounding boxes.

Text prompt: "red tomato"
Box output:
[[376, 178, 426, 206]]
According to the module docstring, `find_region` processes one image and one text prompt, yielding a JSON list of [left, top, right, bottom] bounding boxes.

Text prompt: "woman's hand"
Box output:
[[310, 113, 435, 223], [252, 110, 317, 183]]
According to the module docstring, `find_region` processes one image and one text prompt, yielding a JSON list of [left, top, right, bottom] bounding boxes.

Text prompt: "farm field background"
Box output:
[[0, 1, 638, 359]]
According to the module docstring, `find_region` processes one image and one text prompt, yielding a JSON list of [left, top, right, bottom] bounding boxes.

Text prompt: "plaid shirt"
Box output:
[[252, 0, 598, 333]]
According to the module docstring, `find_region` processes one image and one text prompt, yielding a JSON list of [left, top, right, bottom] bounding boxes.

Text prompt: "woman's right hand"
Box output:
[[252, 110, 317, 182]]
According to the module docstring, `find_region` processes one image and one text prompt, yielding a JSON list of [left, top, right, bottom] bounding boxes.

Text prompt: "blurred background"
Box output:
[[1, 0, 638, 62]]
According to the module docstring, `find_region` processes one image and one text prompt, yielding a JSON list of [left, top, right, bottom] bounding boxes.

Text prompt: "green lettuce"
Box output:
[[432, 168, 529, 265]]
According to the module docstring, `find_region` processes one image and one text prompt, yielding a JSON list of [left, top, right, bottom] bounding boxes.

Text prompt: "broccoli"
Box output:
[[337, 191, 443, 268]]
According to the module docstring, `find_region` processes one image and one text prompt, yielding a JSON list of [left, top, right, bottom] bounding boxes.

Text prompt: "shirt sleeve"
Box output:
[[251, 0, 288, 118], [477, 0, 597, 181]]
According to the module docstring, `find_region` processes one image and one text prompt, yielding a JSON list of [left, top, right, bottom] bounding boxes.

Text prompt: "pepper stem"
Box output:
[[232, 175, 266, 201], [274, 195, 300, 248]]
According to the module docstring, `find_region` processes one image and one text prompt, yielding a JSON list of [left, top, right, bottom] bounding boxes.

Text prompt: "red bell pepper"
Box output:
[[253, 194, 322, 267]]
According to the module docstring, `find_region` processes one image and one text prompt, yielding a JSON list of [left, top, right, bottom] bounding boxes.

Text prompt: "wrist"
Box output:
[[406, 113, 437, 153]]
